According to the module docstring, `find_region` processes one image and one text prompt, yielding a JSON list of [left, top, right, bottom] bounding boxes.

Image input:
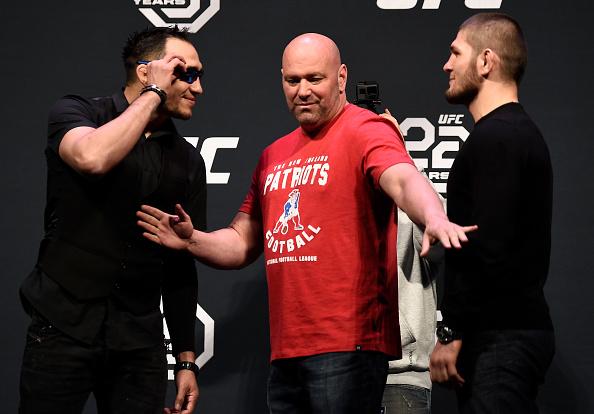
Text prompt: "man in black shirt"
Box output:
[[19, 27, 206, 414], [430, 13, 555, 413]]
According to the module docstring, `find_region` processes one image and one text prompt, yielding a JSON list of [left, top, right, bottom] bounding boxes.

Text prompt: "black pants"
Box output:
[[457, 329, 555, 414], [19, 312, 168, 414]]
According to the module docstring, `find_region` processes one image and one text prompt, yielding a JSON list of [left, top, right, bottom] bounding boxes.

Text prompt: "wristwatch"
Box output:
[[436, 321, 461, 344], [174, 360, 199, 376]]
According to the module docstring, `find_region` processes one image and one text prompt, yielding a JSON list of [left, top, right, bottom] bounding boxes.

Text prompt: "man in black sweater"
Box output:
[[19, 28, 206, 414], [430, 13, 555, 413]]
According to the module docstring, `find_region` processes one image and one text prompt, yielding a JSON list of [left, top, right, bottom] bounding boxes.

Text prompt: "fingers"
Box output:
[[175, 204, 191, 221], [384, 108, 392, 115], [420, 233, 431, 257], [143, 56, 187, 94], [174, 388, 186, 413], [446, 362, 465, 386], [141, 232, 162, 245], [169, 215, 181, 226], [140, 204, 165, 218], [432, 223, 478, 250]]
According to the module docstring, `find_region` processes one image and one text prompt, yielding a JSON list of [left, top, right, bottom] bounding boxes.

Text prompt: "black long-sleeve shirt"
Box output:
[[443, 103, 553, 332]]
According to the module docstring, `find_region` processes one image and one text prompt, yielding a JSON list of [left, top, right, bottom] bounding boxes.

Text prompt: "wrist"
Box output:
[[436, 321, 462, 344], [140, 84, 167, 105], [174, 360, 199, 376]]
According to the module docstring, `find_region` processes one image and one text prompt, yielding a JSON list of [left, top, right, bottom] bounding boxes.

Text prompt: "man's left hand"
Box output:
[[430, 339, 465, 386], [421, 215, 477, 256], [164, 370, 199, 414]]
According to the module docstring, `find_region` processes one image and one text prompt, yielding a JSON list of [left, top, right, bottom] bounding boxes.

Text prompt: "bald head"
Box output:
[[282, 33, 342, 71], [281, 33, 347, 135]]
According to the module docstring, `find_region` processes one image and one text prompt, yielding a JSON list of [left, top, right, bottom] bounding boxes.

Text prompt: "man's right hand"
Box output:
[[137, 204, 195, 250], [139, 54, 187, 96]]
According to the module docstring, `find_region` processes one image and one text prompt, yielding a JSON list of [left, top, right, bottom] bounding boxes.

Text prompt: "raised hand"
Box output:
[[137, 204, 195, 250]]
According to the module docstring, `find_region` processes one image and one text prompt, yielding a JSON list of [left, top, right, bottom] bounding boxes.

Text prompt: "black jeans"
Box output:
[[268, 351, 389, 414], [457, 329, 555, 414], [19, 312, 168, 414]]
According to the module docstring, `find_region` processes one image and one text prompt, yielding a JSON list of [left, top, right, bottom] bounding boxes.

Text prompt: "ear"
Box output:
[[477, 48, 497, 77], [136, 63, 149, 86], [338, 64, 347, 93]]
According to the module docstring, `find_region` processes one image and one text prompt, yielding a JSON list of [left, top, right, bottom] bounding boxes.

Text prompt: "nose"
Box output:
[[443, 55, 453, 73], [297, 79, 311, 99], [190, 78, 203, 95]]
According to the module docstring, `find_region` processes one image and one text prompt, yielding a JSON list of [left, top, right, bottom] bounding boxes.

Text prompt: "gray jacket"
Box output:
[[387, 202, 444, 390]]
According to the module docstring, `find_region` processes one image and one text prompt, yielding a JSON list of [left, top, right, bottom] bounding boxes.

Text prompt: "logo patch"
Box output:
[[133, 0, 220, 33]]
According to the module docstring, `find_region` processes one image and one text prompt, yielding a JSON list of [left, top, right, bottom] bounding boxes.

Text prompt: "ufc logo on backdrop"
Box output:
[[400, 114, 469, 194], [133, 0, 220, 33], [185, 136, 239, 185], [377, 0, 502, 9]]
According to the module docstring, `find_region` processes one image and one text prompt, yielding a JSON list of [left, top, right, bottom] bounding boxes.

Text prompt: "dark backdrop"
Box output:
[[1, 1, 592, 412]]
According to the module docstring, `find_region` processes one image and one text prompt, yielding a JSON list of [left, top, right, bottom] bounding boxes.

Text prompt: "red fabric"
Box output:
[[240, 104, 414, 360]]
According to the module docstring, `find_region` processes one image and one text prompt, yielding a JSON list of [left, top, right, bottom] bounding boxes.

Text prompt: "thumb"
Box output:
[[175, 386, 186, 411], [175, 204, 190, 221], [420, 233, 430, 257]]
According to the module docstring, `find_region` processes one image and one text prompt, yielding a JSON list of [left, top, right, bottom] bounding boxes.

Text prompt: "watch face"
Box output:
[[437, 324, 453, 344]]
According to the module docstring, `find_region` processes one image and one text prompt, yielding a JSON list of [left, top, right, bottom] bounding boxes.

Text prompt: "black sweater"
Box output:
[[443, 103, 553, 332]]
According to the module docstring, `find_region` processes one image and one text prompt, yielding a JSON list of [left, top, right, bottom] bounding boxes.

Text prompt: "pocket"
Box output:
[[399, 310, 416, 348]]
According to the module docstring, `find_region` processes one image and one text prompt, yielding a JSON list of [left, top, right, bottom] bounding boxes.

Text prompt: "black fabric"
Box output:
[[20, 90, 207, 354], [443, 103, 553, 332]]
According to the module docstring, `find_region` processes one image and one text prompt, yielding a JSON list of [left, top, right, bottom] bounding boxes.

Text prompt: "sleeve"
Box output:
[[47, 95, 97, 153], [161, 148, 207, 356], [442, 122, 523, 330], [359, 116, 415, 188], [466, 123, 523, 276], [238, 157, 263, 221]]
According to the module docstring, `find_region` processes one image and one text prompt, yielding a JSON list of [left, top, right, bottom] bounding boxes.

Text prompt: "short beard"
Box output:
[[445, 64, 481, 105]]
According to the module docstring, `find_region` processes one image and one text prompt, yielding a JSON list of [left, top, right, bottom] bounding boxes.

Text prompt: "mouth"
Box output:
[[183, 96, 196, 105]]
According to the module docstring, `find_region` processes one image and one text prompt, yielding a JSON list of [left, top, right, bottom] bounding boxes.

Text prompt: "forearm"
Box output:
[[382, 164, 446, 227], [177, 351, 196, 362], [62, 92, 160, 175], [186, 226, 261, 269]]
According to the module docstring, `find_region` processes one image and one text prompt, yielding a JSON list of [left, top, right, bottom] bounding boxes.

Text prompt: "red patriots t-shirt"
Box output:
[[240, 104, 414, 360]]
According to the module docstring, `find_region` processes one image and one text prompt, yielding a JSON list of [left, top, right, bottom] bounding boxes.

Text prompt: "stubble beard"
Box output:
[[445, 64, 481, 106]]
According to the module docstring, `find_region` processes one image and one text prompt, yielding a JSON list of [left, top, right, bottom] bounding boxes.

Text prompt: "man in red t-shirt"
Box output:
[[138, 33, 476, 413]]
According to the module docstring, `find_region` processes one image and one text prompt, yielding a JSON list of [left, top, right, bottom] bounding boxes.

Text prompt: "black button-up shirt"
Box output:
[[21, 90, 206, 354]]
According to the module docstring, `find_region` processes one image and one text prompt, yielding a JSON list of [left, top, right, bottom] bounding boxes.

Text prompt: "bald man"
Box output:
[[137, 33, 476, 413]]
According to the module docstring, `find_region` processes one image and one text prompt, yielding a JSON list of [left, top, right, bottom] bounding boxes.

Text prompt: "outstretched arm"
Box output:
[[137, 204, 263, 269], [379, 163, 477, 256]]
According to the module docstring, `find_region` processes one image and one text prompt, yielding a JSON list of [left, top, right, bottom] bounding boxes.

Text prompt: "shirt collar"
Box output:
[[112, 88, 178, 137]]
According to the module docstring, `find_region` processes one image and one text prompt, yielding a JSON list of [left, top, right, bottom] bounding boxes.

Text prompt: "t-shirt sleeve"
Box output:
[[47, 95, 98, 153], [359, 116, 415, 188], [238, 158, 263, 220]]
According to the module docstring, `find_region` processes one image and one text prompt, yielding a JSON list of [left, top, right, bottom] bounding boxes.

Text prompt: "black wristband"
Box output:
[[174, 360, 199, 376], [140, 84, 167, 105]]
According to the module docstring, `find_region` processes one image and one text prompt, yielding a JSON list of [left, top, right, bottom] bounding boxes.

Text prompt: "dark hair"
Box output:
[[122, 26, 191, 84], [460, 13, 528, 84]]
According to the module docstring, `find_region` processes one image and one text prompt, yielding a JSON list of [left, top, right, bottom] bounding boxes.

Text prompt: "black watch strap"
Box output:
[[174, 360, 199, 376], [140, 84, 167, 105]]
